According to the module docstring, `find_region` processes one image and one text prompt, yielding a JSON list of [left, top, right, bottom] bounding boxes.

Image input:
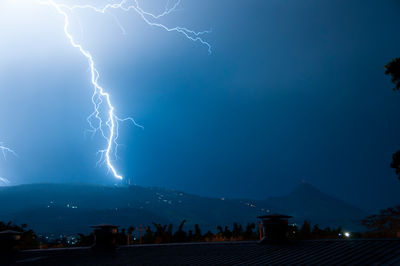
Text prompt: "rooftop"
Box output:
[[10, 239, 400, 265]]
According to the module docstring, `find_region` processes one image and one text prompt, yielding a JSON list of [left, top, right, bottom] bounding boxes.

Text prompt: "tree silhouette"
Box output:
[[385, 58, 400, 91], [362, 206, 400, 238], [298, 221, 311, 239], [217, 226, 223, 235], [173, 220, 187, 242], [361, 58, 400, 236], [193, 224, 202, 241], [243, 223, 256, 239], [153, 223, 169, 243], [0, 221, 38, 249], [232, 222, 243, 240], [385, 57, 400, 179], [127, 226, 134, 245], [390, 151, 400, 180], [223, 226, 232, 239], [143, 226, 154, 244], [203, 230, 214, 241]]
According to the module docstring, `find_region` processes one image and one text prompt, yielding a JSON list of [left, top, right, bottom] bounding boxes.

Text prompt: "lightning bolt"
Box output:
[[38, 0, 211, 181], [0, 143, 17, 185]]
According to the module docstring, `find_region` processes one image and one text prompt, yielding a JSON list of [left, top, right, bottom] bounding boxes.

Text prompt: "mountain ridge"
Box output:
[[0, 182, 368, 234]]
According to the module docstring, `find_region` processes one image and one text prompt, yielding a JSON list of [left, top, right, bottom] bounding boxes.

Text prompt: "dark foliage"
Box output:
[[391, 151, 400, 180], [385, 58, 400, 179], [3, 218, 381, 251], [362, 206, 400, 238], [296, 221, 343, 240], [69, 221, 260, 246], [143, 226, 154, 244], [69, 220, 350, 247], [173, 220, 187, 242], [385, 58, 400, 91], [0, 221, 38, 250], [298, 221, 311, 239]]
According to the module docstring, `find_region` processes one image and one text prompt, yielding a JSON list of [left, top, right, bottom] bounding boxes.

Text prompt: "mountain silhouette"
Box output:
[[263, 182, 367, 229], [0, 182, 367, 234]]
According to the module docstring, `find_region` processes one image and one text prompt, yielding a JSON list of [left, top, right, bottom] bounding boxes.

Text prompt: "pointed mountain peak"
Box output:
[[290, 181, 322, 196]]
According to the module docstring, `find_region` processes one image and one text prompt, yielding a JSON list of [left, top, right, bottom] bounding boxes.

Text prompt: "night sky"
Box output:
[[1, 0, 400, 212]]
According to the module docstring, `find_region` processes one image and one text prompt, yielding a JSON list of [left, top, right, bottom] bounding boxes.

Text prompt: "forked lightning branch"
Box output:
[[0, 0, 211, 182]]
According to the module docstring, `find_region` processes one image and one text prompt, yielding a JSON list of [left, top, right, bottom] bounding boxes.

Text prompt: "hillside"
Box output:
[[263, 182, 367, 230], [0, 183, 368, 234]]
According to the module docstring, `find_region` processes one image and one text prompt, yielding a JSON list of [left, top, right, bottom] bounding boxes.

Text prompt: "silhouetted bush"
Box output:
[[0, 221, 38, 250], [6, 218, 374, 250], [362, 205, 400, 238]]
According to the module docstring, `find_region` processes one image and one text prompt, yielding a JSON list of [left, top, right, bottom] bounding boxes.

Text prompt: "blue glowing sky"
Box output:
[[1, 0, 400, 211]]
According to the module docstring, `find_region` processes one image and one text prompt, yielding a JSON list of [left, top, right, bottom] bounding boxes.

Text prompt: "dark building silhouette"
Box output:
[[258, 214, 292, 243], [0, 230, 21, 254], [90, 224, 119, 251]]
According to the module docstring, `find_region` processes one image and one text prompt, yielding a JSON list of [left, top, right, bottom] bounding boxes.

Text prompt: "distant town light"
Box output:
[[344, 232, 350, 238]]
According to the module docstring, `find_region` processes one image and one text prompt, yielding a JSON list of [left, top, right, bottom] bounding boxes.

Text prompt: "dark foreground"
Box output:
[[6, 239, 400, 265]]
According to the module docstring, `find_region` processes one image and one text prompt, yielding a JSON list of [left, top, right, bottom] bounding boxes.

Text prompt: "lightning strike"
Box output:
[[0, 143, 17, 185], [39, 0, 211, 181], [0, 144, 17, 159]]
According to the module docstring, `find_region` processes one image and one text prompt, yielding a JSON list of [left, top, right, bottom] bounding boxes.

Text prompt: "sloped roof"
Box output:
[[14, 239, 400, 265]]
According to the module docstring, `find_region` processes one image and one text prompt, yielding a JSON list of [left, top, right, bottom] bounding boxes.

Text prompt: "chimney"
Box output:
[[257, 214, 292, 244], [91, 224, 119, 251], [0, 230, 22, 256]]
